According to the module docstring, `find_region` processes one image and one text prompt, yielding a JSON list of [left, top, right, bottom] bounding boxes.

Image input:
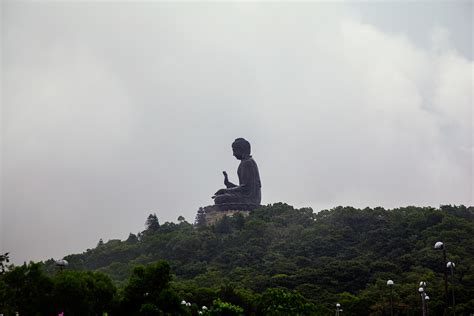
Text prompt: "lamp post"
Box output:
[[387, 280, 394, 316], [55, 259, 68, 272], [335, 303, 343, 316], [447, 261, 456, 316], [419, 281, 428, 316], [434, 241, 449, 312], [425, 295, 430, 316]]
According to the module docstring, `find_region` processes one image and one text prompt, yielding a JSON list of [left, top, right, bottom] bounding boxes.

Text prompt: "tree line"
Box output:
[[1, 203, 473, 315]]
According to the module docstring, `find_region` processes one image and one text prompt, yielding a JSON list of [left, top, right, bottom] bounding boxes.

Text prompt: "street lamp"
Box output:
[[55, 259, 68, 272], [425, 295, 430, 316], [434, 241, 449, 311], [387, 280, 394, 316], [447, 261, 456, 316], [335, 303, 343, 316], [419, 281, 428, 316]]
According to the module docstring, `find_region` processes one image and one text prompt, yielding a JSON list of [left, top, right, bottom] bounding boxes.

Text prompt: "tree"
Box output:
[[53, 270, 116, 315], [0, 262, 54, 315], [195, 207, 207, 228], [126, 233, 139, 244], [145, 213, 160, 232], [122, 261, 182, 314], [0, 252, 9, 274], [209, 298, 244, 316], [232, 213, 245, 231], [258, 288, 318, 315], [215, 216, 232, 234]]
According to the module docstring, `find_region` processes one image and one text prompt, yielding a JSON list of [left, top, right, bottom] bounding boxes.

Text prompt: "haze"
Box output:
[[1, 1, 472, 264]]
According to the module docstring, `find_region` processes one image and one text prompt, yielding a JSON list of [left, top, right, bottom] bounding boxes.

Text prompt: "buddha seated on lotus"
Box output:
[[212, 138, 261, 208]]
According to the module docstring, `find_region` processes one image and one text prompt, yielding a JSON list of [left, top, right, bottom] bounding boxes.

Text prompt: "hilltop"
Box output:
[[40, 203, 474, 315]]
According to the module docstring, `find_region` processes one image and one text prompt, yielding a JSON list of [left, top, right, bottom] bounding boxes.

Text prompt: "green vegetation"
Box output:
[[1, 203, 473, 315], [0, 253, 9, 274]]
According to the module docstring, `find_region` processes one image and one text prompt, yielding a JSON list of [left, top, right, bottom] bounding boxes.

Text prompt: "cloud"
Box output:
[[1, 3, 472, 263], [252, 17, 472, 210]]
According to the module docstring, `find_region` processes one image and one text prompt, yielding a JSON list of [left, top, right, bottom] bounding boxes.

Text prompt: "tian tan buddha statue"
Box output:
[[212, 138, 261, 209]]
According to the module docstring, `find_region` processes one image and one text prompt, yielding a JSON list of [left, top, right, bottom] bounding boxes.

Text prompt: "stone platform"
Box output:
[[195, 204, 260, 226]]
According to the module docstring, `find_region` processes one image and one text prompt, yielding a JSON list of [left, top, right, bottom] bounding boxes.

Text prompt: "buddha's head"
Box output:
[[232, 138, 251, 160]]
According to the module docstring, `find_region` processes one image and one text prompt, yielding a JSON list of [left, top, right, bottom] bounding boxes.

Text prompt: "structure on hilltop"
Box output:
[[196, 137, 261, 226]]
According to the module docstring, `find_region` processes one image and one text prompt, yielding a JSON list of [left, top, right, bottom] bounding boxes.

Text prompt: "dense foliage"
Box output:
[[0, 253, 9, 274], [1, 204, 473, 315], [0, 262, 116, 315]]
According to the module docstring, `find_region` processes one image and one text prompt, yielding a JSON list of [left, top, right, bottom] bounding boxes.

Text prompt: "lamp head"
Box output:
[[55, 259, 68, 267]]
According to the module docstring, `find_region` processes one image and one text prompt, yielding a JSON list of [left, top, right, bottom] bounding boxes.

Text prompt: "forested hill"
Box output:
[[46, 203, 474, 314]]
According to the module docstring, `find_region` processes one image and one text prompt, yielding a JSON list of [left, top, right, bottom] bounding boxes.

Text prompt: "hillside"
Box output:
[[42, 203, 474, 315]]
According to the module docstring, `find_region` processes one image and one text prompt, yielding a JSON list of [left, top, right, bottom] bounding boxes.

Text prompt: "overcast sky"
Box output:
[[1, 1, 472, 264]]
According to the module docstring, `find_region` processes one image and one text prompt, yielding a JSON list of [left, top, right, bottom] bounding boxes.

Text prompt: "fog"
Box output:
[[1, 2, 472, 264]]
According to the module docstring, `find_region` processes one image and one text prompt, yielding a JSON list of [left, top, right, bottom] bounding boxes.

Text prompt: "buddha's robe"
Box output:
[[215, 156, 261, 205]]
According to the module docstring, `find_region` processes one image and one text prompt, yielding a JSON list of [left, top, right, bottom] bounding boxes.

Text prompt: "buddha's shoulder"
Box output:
[[241, 157, 258, 166]]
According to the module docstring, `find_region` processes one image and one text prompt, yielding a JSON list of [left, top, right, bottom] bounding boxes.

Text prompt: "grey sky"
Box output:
[[1, 1, 472, 264]]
